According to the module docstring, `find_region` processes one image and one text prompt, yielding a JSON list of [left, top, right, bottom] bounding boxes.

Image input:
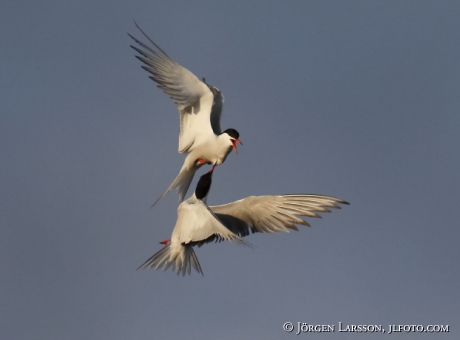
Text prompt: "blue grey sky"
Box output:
[[1, 1, 459, 339]]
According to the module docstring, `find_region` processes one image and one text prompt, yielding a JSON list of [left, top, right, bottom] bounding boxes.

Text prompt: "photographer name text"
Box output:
[[282, 322, 449, 335]]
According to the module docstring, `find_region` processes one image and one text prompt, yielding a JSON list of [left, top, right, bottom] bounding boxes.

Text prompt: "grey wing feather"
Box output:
[[210, 194, 349, 237], [129, 23, 215, 153], [128, 22, 209, 112], [208, 85, 224, 135]]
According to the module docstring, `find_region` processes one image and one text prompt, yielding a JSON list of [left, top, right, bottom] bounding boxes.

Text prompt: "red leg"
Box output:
[[159, 239, 171, 246]]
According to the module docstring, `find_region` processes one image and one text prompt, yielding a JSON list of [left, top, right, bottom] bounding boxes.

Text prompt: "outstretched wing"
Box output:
[[129, 23, 215, 153], [209, 194, 349, 237]]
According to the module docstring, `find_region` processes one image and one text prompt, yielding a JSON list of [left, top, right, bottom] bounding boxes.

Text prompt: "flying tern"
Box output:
[[128, 23, 241, 206], [138, 167, 349, 276], [138, 164, 249, 276]]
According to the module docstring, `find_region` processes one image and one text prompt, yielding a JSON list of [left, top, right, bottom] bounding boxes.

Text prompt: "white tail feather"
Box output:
[[151, 163, 200, 207]]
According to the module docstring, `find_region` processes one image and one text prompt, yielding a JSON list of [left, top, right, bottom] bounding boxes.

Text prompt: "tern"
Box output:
[[128, 23, 241, 206], [138, 164, 249, 276], [138, 167, 349, 276]]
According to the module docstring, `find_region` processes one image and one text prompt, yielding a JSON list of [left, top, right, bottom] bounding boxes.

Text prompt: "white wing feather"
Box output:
[[210, 194, 349, 236]]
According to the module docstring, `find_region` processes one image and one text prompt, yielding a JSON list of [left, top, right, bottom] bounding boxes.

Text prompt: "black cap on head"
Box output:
[[223, 128, 239, 139], [195, 171, 213, 200]]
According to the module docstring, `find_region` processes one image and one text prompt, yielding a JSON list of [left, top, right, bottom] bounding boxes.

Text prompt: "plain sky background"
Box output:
[[1, 1, 459, 339]]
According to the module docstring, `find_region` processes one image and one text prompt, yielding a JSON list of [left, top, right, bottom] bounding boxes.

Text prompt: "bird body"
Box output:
[[152, 134, 237, 206], [138, 167, 248, 275]]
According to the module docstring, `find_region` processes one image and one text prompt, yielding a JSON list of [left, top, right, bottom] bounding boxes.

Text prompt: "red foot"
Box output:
[[197, 158, 211, 165], [159, 239, 171, 246]]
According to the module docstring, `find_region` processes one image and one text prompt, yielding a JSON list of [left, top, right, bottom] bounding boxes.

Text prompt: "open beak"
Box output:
[[231, 139, 242, 154]]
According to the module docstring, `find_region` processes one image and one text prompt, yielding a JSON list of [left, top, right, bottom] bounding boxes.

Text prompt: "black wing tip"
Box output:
[[129, 21, 173, 60], [133, 19, 141, 31], [136, 259, 151, 271]]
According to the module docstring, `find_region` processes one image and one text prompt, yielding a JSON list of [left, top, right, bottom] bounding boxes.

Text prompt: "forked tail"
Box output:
[[151, 163, 200, 208], [137, 244, 203, 276]]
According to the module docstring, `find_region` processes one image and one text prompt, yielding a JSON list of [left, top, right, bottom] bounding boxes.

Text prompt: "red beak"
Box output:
[[231, 139, 242, 154]]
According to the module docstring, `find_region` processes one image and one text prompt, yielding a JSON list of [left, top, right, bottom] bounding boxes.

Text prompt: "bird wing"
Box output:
[[176, 200, 249, 246], [208, 85, 224, 135], [209, 194, 349, 236], [129, 23, 215, 153]]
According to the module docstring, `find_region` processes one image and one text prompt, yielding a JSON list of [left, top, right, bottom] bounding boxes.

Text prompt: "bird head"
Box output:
[[194, 163, 217, 200], [223, 128, 242, 154]]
